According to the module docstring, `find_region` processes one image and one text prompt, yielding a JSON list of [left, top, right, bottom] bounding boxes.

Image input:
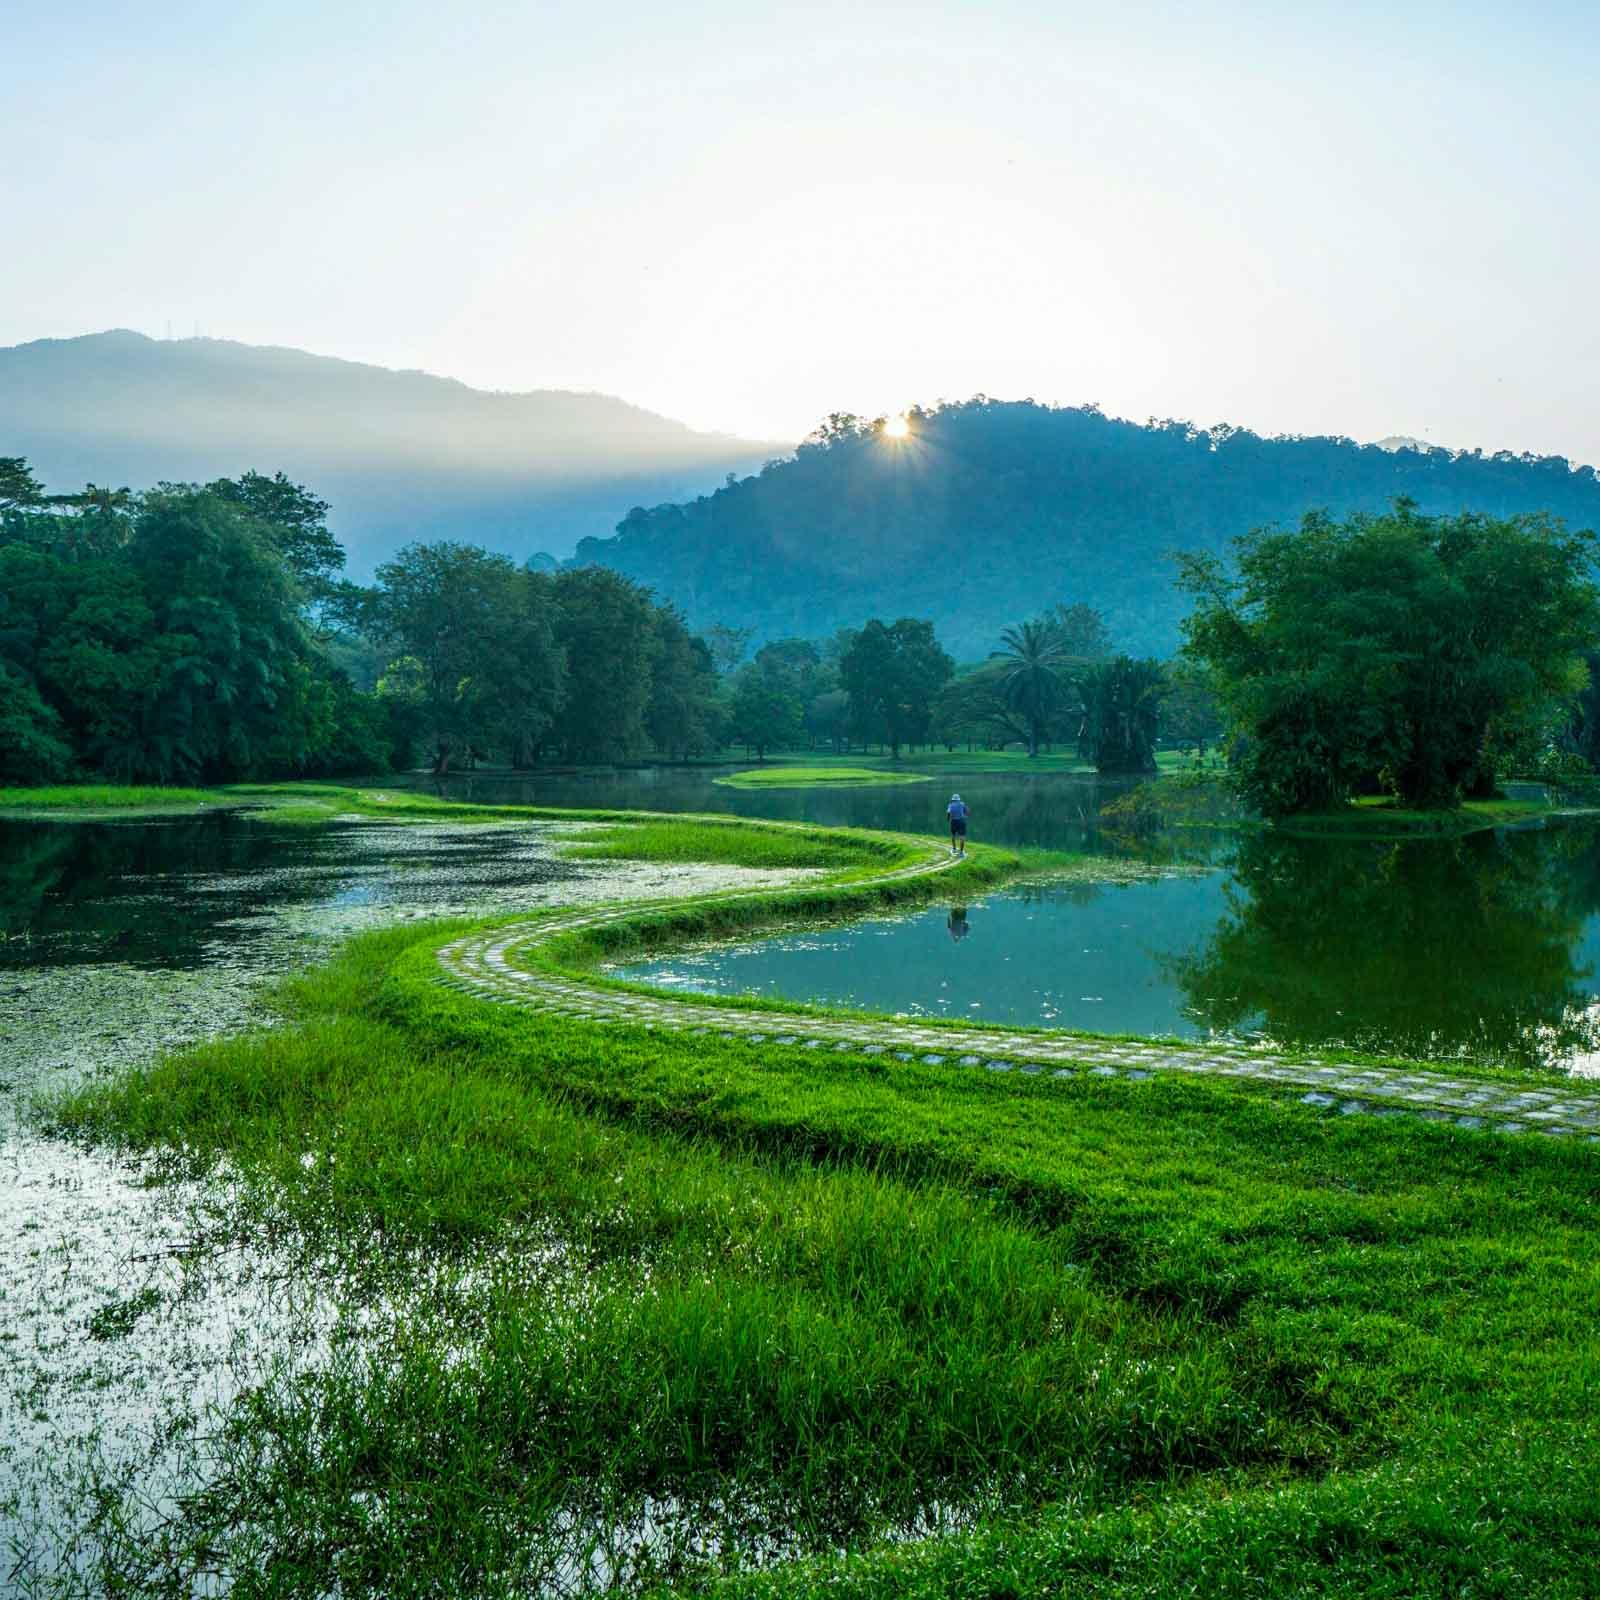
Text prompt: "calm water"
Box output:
[[424, 765, 1173, 855], [4, 777, 1600, 1074], [423, 765, 1600, 1076]]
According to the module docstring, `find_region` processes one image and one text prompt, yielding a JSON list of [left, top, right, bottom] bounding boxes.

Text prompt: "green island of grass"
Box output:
[[715, 765, 933, 790], [35, 796, 1600, 1596]]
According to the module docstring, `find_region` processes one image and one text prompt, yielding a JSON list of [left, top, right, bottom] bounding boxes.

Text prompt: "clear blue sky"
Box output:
[[5, 1, 1596, 458]]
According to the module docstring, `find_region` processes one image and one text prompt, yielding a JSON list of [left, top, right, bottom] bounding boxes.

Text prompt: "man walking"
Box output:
[[946, 792, 969, 856]]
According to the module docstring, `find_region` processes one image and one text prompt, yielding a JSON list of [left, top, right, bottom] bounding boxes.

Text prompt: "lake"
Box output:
[[4, 769, 1599, 1083], [426, 765, 1600, 1076]]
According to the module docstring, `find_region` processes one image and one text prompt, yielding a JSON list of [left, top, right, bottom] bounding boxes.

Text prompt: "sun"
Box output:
[[883, 414, 911, 439]]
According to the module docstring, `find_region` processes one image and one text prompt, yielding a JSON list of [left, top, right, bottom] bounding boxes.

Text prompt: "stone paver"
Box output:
[[433, 834, 1600, 1145]]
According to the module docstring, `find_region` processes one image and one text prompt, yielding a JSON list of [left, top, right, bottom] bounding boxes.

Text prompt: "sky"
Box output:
[[4, 1, 1597, 459]]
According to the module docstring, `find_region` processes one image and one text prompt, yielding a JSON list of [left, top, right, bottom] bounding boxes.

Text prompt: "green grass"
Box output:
[[747, 749, 1219, 777], [762, 750, 1096, 774], [715, 767, 933, 790], [563, 817, 923, 874], [45, 859, 1600, 1596], [0, 783, 230, 812]]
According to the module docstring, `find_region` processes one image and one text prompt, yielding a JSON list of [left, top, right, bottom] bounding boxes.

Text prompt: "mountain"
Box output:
[[0, 330, 785, 571], [574, 401, 1600, 659]]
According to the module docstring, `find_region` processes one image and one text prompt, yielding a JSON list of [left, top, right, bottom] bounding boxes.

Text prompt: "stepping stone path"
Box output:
[[434, 830, 1600, 1146]]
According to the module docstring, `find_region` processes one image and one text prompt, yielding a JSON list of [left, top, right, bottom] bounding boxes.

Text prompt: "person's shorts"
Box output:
[[950, 818, 967, 836]]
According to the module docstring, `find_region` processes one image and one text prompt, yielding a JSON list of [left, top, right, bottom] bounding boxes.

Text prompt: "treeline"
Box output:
[[0, 455, 1019, 782], [0, 457, 737, 782], [0, 461, 400, 785], [710, 602, 1219, 773]]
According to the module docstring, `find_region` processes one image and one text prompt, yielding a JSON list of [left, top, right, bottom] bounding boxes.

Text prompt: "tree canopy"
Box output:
[[839, 618, 954, 759], [1179, 502, 1600, 813]]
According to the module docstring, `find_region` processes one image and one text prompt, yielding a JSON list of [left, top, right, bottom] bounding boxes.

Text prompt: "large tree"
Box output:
[[1079, 655, 1166, 774], [1178, 502, 1600, 814], [726, 659, 804, 759], [549, 567, 659, 763], [839, 618, 954, 759], [366, 542, 531, 773]]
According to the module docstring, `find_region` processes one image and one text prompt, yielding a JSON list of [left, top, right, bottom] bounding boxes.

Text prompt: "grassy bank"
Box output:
[[714, 767, 932, 790], [0, 783, 231, 813], [40, 803, 1600, 1595], [564, 817, 923, 875]]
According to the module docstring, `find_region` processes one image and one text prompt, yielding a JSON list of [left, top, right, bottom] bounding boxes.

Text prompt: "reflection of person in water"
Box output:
[[946, 905, 970, 942]]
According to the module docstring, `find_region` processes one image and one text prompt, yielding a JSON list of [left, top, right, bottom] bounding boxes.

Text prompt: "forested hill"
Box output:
[[0, 331, 783, 572], [574, 401, 1600, 658]]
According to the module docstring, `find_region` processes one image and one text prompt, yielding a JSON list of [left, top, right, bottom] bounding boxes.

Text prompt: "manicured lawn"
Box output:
[[714, 767, 933, 789]]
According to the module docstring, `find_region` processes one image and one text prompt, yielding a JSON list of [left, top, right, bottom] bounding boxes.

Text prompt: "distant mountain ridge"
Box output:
[[0, 330, 786, 571], [573, 401, 1600, 659]]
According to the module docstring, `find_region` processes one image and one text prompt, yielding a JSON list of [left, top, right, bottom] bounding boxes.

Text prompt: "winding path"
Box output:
[[436, 833, 1600, 1142]]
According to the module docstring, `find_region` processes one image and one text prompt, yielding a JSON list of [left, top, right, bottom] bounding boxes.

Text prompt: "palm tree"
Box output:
[[991, 618, 1070, 757], [1080, 656, 1168, 774]]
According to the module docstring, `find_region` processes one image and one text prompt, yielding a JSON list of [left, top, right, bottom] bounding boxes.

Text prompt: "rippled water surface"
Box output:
[[0, 807, 809, 1583]]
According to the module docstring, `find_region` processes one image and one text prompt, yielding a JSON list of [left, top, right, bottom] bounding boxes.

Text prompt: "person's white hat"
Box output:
[[951, 792, 961, 801]]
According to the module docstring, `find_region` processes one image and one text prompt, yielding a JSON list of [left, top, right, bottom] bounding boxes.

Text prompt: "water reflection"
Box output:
[[1171, 828, 1600, 1072], [425, 766, 1222, 859], [946, 906, 971, 944]]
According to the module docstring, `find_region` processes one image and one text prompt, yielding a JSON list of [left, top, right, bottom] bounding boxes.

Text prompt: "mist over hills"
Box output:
[[0, 330, 785, 571], [575, 401, 1600, 659]]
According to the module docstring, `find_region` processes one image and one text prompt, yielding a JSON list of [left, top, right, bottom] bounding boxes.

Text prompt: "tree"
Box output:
[[1559, 651, 1600, 773], [1048, 602, 1112, 661], [0, 458, 47, 513], [549, 567, 658, 762], [646, 608, 718, 760], [992, 617, 1072, 757], [807, 687, 852, 753], [493, 570, 566, 768], [1179, 503, 1600, 814], [931, 662, 1030, 751], [207, 471, 345, 602], [703, 623, 753, 675], [839, 618, 954, 759], [1080, 656, 1166, 774], [1161, 662, 1224, 760], [727, 660, 803, 759], [365, 542, 528, 773]]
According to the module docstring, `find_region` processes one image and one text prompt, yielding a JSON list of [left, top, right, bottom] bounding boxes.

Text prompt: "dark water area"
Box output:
[[0, 810, 584, 972]]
